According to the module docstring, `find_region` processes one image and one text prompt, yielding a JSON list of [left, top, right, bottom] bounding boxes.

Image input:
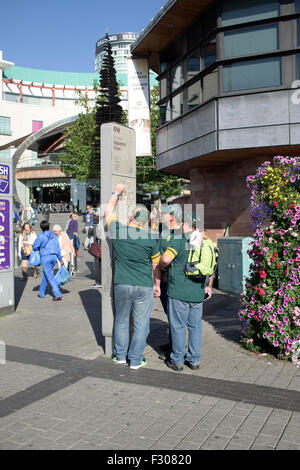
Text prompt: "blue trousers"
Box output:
[[113, 284, 154, 366], [168, 297, 203, 366], [39, 255, 61, 299]]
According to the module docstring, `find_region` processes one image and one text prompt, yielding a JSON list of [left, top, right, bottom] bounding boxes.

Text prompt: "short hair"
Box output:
[[40, 220, 50, 232], [52, 224, 62, 232]]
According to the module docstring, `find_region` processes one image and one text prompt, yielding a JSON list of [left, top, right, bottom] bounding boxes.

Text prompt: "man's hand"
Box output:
[[154, 285, 161, 298], [60, 260, 64, 266], [205, 286, 212, 299], [114, 184, 126, 195]]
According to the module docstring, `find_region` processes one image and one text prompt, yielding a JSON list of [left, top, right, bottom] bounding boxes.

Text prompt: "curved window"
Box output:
[[187, 81, 201, 110], [224, 24, 278, 58], [202, 37, 216, 69], [223, 56, 281, 92], [222, 0, 279, 27]]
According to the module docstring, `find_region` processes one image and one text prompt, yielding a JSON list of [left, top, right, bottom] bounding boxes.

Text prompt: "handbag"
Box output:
[[23, 245, 33, 257], [29, 250, 41, 266], [87, 226, 94, 238], [55, 265, 72, 286], [88, 242, 102, 259]]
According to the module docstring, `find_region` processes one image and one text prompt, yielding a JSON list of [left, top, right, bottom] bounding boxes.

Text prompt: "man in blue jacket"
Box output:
[[33, 220, 64, 301]]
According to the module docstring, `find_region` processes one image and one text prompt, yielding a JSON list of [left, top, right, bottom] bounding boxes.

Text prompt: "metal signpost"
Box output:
[[0, 160, 14, 315], [100, 122, 136, 356]]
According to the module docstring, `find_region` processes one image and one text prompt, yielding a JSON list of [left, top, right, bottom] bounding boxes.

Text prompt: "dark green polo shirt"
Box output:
[[163, 232, 205, 303], [107, 216, 160, 287]]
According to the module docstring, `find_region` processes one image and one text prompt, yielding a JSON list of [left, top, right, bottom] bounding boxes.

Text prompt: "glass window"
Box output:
[[298, 19, 300, 47], [222, 0, 279, 27], [160, 76, 170, 99], [160, 62, 168, 73], [169, 37, 185, 62], [187, 51, 201, 81], [0, 149, 10, 159], [188, 81, 201, 110], [224, 24, 278, 58], [171, 64, 183, 91], [223, 56, 281, 92], [32, 120, 43, 133], [295, 0, 300, 13], [0, 116, 11, 135], [160, 101, 171, 125], [202, 69, 218, 102], [202, 37, 216, 69], [295, 53, 300, 79], [172, 92, 183, 120]]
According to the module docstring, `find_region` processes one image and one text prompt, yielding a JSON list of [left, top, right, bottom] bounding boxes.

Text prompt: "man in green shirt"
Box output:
[[157, 204, 182, 355], [104, 184, 161, 370], [159, 215, 207, 372]]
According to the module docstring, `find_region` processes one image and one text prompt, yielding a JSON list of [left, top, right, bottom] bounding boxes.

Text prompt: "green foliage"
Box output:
[[239, 156, 300, 365], [60, 91, 99, 181]]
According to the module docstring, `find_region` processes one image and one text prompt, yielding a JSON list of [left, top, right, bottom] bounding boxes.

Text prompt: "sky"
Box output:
[[0, 0, 166, 73]]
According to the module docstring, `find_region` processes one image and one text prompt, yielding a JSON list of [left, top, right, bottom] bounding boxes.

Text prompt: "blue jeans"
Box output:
[[168, 297, 203, 366], [113, 284, 154, 366], [39, 255, 61, 299]]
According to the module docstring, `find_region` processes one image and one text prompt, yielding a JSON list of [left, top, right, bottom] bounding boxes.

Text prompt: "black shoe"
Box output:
[[166, 361, 183, 372], [158, 351, 170, 361], [185, 360, 199, 370], [53, 297, 62, 301]]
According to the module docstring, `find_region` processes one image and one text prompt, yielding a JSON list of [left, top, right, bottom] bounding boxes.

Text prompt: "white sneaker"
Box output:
[[130, 358, 147, 370], [112, 356, 126, 365]]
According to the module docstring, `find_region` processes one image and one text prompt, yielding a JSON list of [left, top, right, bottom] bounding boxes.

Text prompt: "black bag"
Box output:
[[87, 226, 94, 238]]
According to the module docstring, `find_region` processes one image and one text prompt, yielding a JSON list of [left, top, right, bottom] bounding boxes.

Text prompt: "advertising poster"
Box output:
[[0, 164, 9, 194], [127, 57, 152, 157], [0, 199, 10, 270]]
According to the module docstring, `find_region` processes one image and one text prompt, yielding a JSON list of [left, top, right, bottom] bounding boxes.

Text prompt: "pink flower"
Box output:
[[258, 289, 265, 296]]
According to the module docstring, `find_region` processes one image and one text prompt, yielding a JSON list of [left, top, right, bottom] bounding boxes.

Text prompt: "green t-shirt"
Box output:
[[107, 217, 160, 287], [164, 232, 205, 303]]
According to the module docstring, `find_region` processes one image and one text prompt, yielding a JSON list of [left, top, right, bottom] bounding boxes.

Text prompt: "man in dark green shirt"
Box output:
[[159, 216, 206, 372], [105, 184, 160, 370]]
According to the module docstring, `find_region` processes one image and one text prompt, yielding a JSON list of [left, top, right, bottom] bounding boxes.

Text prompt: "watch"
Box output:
[[112, 191, 119, 198]]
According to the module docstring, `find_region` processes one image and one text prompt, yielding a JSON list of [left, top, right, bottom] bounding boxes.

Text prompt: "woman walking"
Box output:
[[18, 222, 37, 280]]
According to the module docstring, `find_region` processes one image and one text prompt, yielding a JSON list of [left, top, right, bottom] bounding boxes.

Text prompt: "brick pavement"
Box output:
[[0, 213, 300, 450]]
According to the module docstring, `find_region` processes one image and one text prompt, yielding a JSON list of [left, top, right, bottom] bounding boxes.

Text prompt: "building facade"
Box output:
[[95, 32, 139, 75], [132, 0, 300, 241]]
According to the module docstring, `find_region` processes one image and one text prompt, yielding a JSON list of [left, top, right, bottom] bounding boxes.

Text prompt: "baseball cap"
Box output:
[[161, 204, 182, 221], [132, 206, 150, 224]]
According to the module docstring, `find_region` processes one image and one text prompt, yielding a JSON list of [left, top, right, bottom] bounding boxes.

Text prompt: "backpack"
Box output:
[[176, 237, 216, 283]]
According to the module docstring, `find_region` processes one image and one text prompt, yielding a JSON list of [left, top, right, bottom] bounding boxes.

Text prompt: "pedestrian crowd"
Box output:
[[14, 187, 217, 373]]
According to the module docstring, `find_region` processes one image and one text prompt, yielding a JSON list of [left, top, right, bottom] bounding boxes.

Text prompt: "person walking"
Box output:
[[32, 220, 64, 301], [104, 184, 161, 370], [159, 215, 209, 372], [18, 222, 37, 280], [43, 204, 50, 223], [21, 205, 31, 224], [84, 204, 94, 250], [52, 224, 75, 269], [31, 199, 38, 224]]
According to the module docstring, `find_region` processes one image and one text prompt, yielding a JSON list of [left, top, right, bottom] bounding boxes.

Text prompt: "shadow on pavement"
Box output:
[[203, 291, 242, 344], [147, 317, 169, 354], [14, 276, 27, 309], [79, 289, 105, 348]]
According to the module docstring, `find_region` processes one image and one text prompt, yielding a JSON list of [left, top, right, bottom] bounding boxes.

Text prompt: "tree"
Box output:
[[60, 88, 99, 181], [95, 33, 123, 125], [136, 84, 188, 199]]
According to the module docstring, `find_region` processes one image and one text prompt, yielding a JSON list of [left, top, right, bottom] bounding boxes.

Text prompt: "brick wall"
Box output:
[[189, 155, 268, 242]]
